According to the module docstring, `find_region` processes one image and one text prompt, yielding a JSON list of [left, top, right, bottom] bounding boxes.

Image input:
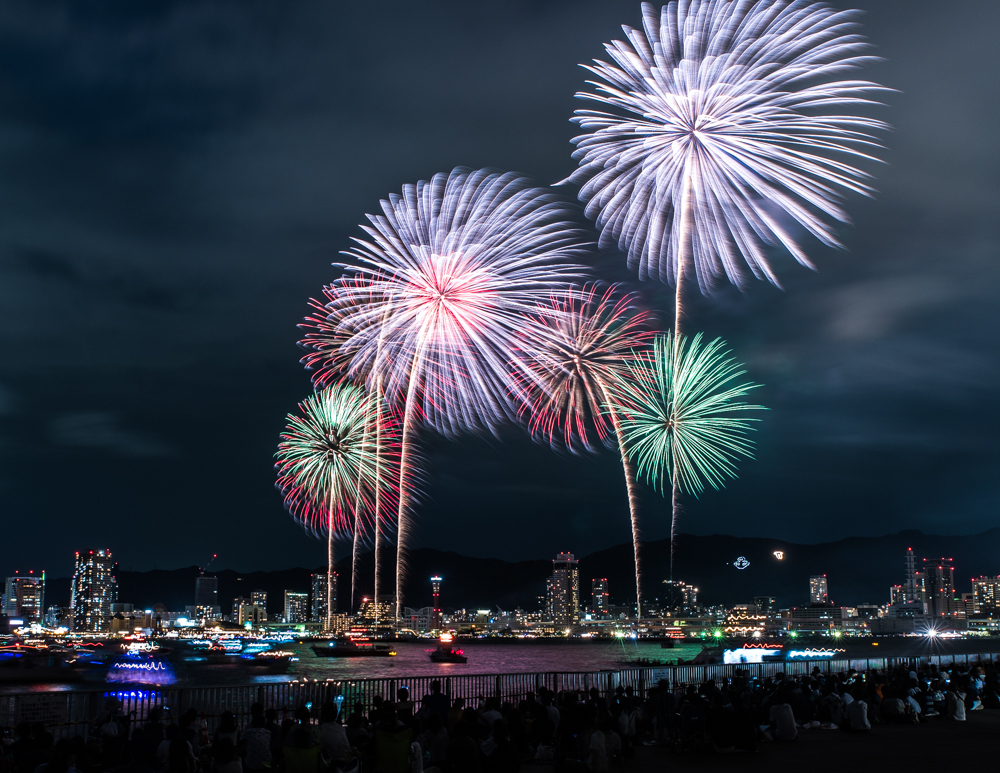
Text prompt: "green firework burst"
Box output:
[[611, 333, 765, 496], [275, 383, 387, 536]]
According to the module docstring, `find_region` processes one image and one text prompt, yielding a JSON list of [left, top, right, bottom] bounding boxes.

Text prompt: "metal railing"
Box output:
[[1, 651, 996, 739]]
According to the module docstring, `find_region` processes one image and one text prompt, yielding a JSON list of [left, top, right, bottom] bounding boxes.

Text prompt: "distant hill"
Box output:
[[44, 529, 1000, 614]]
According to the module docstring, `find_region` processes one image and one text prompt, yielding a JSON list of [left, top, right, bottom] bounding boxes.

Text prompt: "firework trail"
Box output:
[[301, 294, 409, 619], [567, 0, 889, 318], [611, 333, 765, 575], [275, 384, 395, 630], [516, 283, 652, 614], [307, 168, 586, 621]]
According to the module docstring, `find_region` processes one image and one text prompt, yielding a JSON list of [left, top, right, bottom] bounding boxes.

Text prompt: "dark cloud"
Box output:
[[0, 0, 998, 580], [50, 412, 173, 458]]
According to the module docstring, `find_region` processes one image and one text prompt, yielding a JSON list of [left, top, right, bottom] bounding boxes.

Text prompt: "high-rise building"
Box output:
[[3, 572, 45, 622], [903, 547, 918, 604], [809, 575, 829, 606], [754, 596, 777, 614], [285, 591, 309, 624], [194, 574, 219, 620], [972, 577, 1000, 617], [430, 576, 442, 631], [918, 558, 959, 617], [71, 550, 116, 632], [662, 580, 699, 615], [890, 584, 905, 605], [546, 552, 579, 625], [592, 579, 609, 614], [233, 597, 267, 627], [311, 573, 335, 624]]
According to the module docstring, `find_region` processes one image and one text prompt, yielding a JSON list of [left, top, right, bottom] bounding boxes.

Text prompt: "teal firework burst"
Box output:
[[612, 333, 765, 497], [275, 384, 387, 534], [276, 384, 395, 627]]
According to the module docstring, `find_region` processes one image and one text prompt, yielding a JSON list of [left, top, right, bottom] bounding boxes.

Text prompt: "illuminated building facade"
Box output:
[[972, 577, 1000, 616], [903, 548, 918, 603], [809, 575, 829, 606], [251, 589, 267, 612], [754, 596, 776, 614], [918, 558, 960, 618], [890, 584, 905, 605], [547, 552, 579, 625], [592, 578, 609, 615], [662, 580, 699, 615], [431, 576, 442, 631], [194, 574, 219, 620], [284, 591, 309, 624], [311, 573, 334, 624], [784, 606, 852, 632], [71, 549, 117, 632], [3, 572, 45, 621], [233, 597, 266, 626], [356, 597, 395, 635]]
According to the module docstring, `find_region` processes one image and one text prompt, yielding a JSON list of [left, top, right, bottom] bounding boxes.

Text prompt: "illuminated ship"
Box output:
[[312, 633, 396, 658], [428, 633, 467, 664]]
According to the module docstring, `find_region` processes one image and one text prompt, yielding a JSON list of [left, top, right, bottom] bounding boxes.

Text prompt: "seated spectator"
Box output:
[[880, 692, 908, 724], [446, 722, 481, 773], [601, 720, 622, 768], [946, 686, 967, 721], [374, 705, 413, 773], [214, 712, 240, 748], [283, 725, 322, 773], [213, 738, 243, 773], [318, 703, 350, 769], [583, 719, 607, 772], [421, 680, 450, 721], [395, 689, 414, 722], [242, 704, 272, 772], [768, 700, 797, 741], [420, 713, 449, 770], [846, 698, 871, 732], [482, 718, 519, 773], [32, 739, 78, 773]]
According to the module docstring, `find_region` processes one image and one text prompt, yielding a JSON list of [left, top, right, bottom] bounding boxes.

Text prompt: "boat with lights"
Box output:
[[428, 633, 467, 664], [312, 636, 396, 658]]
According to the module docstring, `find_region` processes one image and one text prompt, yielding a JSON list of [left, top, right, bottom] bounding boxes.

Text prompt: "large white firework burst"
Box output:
[[306, 167, 586, 618], [316, 167, 587, 436], [568, 0, 890, 290]]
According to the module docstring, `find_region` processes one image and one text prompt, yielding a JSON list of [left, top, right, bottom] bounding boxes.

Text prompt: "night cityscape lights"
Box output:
[[4, 545, 996, 646]]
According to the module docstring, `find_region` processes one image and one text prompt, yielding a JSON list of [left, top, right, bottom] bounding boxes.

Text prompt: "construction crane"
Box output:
[[200, 554, 218, 574]]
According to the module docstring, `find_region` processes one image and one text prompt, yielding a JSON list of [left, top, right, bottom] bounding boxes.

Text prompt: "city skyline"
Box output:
[[0, 1, 998, 576], [11, 534, 1000, 632], [10, 542, 997, 639]]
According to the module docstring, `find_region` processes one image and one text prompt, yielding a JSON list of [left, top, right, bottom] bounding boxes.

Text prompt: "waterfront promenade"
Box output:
[[619, 712, 1000, 771]]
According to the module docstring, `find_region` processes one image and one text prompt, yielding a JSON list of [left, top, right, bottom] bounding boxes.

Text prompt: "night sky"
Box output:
[[1, 1, 998, 580]]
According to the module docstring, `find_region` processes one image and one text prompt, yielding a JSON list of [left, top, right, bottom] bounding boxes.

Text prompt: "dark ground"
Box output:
[[614, 711, 999, 771]]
